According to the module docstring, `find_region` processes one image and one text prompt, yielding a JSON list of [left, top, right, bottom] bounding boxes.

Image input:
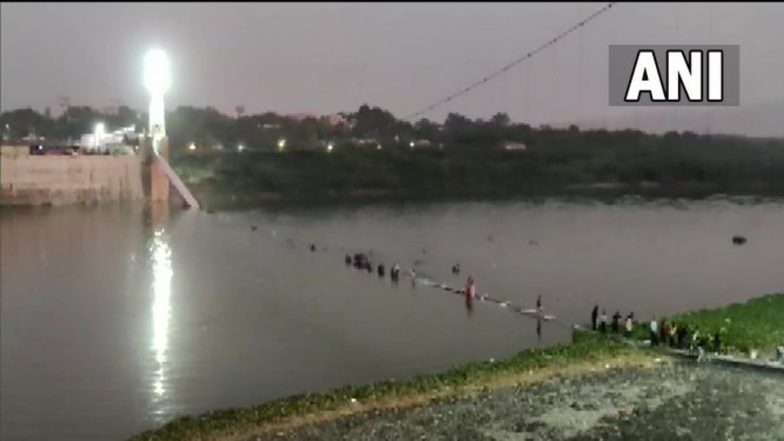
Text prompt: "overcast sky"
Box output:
[[2, 3, 783, 136]]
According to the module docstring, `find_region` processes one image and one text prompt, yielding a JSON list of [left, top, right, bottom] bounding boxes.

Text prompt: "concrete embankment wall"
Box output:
[[0, 155, 144, 206]]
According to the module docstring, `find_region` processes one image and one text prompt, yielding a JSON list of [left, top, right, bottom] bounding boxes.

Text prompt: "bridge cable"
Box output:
[[403, 2, 618, 121]]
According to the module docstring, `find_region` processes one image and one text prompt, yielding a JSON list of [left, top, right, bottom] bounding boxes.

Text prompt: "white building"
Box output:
[[79, 125, 138, 154]]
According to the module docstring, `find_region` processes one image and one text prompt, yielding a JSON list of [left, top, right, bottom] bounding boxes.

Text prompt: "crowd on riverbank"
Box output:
[[591, 305, 724, 354]]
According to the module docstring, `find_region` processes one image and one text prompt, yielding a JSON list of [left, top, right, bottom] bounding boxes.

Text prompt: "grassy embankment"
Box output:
[[624, 293, 784, 356], [128, 332, 654, 441], [171, 144, 784, 210], [665, 293, 784, 354]]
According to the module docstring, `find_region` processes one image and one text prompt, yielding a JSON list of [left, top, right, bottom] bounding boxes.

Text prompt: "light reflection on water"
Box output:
[[150, 229, 172, 405]]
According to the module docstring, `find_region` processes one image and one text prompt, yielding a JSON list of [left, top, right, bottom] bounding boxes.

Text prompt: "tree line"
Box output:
[[5, 103, 783, 201]]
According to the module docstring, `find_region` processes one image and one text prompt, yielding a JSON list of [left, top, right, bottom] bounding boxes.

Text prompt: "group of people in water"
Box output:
[[345, 252, 409, 283], [591, 305, 723, 355]]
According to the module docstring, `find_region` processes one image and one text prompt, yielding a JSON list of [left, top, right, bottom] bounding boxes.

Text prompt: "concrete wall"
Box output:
[[1, 145, 29, 158], [0, 155, 143, 206]]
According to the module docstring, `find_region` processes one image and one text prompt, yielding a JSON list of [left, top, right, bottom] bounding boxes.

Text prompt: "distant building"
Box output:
[[503, 142, 527, 151], [324, 113, 348, 127], [410, 139, 437, 149], [350, 137, 378, 146]]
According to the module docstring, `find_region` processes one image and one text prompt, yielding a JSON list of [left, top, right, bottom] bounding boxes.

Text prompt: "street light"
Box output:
[[277, 138, 286, 152], [188, 142, 196, 151], [327, 142, 334, 153], [237, 144, 245, 152]]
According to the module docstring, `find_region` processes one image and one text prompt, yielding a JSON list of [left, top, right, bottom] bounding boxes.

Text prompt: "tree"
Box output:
[[0, 108, 47, 138], [414, 118, 439, 140], [490, 112, 511, 127], [351, 104, 397, 138], [444, 112, 473, 134]]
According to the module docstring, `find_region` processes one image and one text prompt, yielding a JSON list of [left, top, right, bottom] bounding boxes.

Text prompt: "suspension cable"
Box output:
[[403, 2, 618, 121]]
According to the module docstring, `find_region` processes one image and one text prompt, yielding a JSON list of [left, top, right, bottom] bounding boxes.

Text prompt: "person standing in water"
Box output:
[[536, 295, 542, 314], [465, 276, 477, 301]]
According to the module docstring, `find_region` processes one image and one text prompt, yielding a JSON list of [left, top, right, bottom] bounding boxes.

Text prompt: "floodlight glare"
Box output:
[[144, 48, 171, 148], [144, 49, 171, 96]]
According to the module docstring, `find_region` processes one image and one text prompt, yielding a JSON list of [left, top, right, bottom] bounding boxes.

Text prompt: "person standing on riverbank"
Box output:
[[659, 320, 669, 346], [676, 323, 688, 348], [599, 310, 608, 333], [611, 311, 621, 333], [624, 315, 633, 338], [712, 331, 722, 353], [591, 305, 599, 330], [649, 317, 659, 346]]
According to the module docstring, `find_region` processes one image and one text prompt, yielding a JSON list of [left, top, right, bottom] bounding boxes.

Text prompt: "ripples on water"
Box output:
[[1, 198, 783, 440]]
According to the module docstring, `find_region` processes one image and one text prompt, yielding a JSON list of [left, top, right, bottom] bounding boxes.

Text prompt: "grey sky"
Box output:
[[2, 2, 783, 136]]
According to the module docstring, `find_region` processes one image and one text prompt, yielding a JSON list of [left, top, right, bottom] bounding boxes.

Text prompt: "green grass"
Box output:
[[128, 331, 646, 441], [666, 294, 784, 353]]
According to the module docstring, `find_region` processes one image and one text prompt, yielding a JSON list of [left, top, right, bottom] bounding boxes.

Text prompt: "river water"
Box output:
[[1, 198, 783, 441]]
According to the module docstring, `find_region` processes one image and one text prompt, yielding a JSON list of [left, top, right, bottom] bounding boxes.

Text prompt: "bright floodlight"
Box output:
[[144, 49, 171, 96], [144, 48, 171, 148], [327, 142, 334, 153]]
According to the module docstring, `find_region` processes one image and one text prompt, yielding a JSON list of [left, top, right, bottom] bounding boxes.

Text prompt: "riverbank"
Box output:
[[128, 333, 655, 441], [252, 361, 784, 441], [171, 149, 784, 211]]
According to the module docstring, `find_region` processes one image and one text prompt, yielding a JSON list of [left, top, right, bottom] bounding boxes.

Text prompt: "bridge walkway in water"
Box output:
[[153, 154, 200, 210]]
